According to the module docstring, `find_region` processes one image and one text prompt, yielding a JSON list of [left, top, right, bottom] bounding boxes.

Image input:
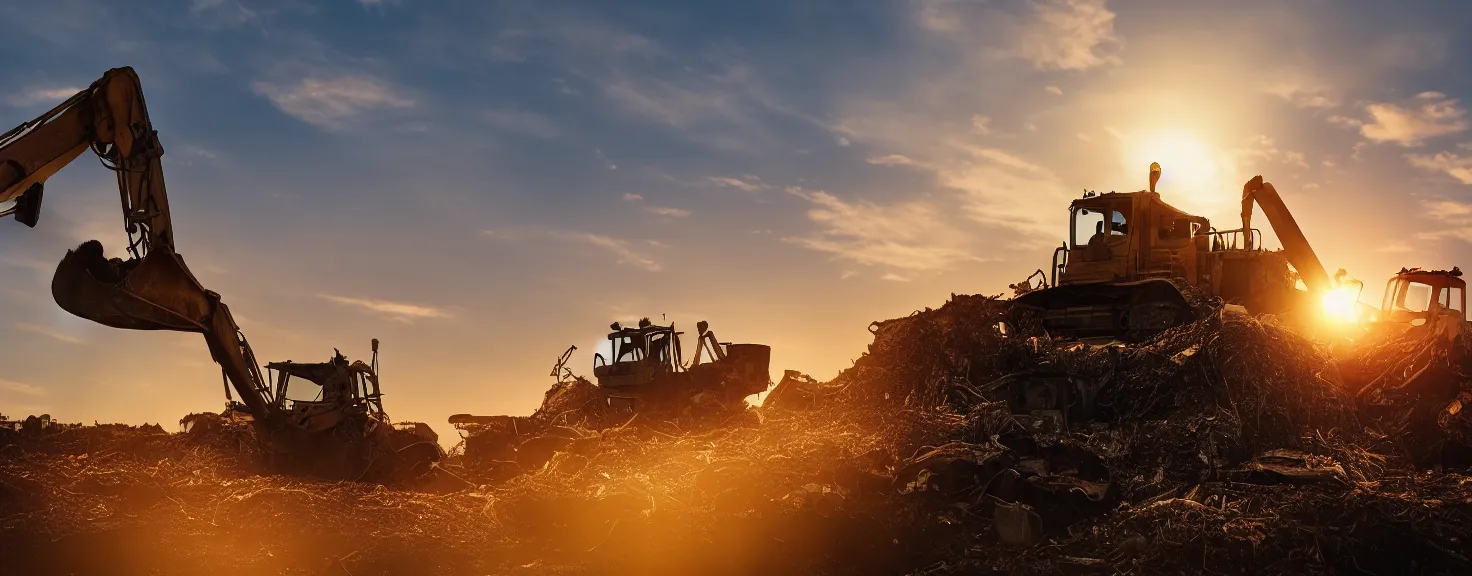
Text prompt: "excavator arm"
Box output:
[[1241, 176, 1332, 296], [0, 67, 275, 421]]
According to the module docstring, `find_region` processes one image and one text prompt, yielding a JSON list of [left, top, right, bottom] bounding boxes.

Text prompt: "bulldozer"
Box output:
[[0, 67, 437, 483], [1012, 163, 1333, 342], [445, 319, 771, 469], [594, 318, 772, 413], [996, 164, 1359, 434]]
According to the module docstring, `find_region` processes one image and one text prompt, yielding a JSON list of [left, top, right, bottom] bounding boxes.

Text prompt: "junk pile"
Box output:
[[6, 292, 1472, 574], [753, 292, 1472, 574], [0, 421, 498, 574], [434, 292, 1472, 573]]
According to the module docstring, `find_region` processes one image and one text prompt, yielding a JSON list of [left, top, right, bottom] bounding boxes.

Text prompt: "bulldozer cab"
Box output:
[[265, 350, 386, 434], [593, 320, 684, 393], [1056, 190, 1207, 287], [1380, 268, 1466, 325]]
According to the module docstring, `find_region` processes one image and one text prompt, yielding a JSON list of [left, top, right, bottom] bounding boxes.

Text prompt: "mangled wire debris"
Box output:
[[7, 290, 1472, 574]]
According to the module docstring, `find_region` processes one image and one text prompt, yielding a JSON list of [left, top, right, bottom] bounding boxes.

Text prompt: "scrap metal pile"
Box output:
[[5, 292, 1472, 575]]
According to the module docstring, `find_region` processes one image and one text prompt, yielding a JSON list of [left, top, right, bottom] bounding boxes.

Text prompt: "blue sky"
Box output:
[[2, 0, 1470, 432]]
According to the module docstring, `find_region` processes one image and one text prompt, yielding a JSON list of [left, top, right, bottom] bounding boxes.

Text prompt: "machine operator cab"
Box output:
[[1379, 267, 1467, 326], [261, 340, 386, 434], [1055, 162, 1208, 286], [593, 318, 684, 396]]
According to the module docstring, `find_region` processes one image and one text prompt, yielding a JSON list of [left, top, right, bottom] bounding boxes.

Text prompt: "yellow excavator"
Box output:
[[0, 67, 436, 482], [1012, 164, 1339, 341]]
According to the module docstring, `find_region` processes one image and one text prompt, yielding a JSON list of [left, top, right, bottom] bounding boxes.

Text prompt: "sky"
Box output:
[[1, 0, 1471, 438]]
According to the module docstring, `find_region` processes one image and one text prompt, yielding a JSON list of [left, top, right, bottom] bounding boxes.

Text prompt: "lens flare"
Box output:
[[1321, 285, 1362, 323]]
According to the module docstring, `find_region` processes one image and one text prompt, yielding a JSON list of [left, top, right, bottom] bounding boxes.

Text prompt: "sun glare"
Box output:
[[1320, 284, 1363, 324], [1123, 130, 1220, 193]]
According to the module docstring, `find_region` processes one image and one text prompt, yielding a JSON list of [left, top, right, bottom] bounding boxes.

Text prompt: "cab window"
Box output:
[[1110, 210, 1128, 236], [1071, 206, 1129, 248], [1072, 208, 1104, 249], [1158, 218, 1194, 240], [1390, 281, 1434, 313]]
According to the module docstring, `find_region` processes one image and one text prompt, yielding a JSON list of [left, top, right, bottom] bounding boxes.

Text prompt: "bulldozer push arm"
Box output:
[[1241, 176, 1331, 296], [0, 67, 274, 421]]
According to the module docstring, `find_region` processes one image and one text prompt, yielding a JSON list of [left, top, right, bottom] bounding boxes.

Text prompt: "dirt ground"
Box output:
[[5, 293, 1472, 575]]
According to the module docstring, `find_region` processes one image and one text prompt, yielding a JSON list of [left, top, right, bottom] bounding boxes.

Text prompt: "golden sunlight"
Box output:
[[1320, 284, 1364, 324], [1122, 129, 1220, 193]]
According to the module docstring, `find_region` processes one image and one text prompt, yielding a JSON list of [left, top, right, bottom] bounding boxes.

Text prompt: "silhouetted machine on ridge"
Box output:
[[0, 67, 437, 482], [1012, 163, 1335, 341], [594, 318, 772, 412]]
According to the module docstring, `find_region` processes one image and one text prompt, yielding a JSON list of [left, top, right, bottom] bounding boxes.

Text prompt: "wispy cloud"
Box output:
[[645, 206, 691, 218], [970, 147, 1044, 172], [971, 115, 994, 134], [560, 233, 662, 271], [319, 294, 450, 321], [1354, 92, 1468, 146], [1407, 150, 1472, 184], [15, 323, 84, 345], [834, 109, 1074, 240], [1264, 76, 1339, 109], [707, 175, 768, 191], [594, 148, 618, 170], [1010, 0, 1123, 71], [866, 154, 917, 167], [783, 186, 982, 272], [1414, 199, 1472, 243], [253, 74, 414, 130], [1234, 135, 1310, 169], [620, 192, 690, 217], [918, 0, 1122, 71], [0, 378, 45, 397], [6, 86, 82, 107], [1044, 86, 1063, 96]]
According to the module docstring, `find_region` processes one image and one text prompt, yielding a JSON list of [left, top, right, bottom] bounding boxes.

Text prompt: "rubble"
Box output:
[[6, 292, 1472, 574]]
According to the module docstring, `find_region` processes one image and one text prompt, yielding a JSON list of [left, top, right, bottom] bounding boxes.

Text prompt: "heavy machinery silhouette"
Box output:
[[594, 318, 772, 412], [998, 165, 1356, 434], [447, 319, 771, 468], [1013, 164, 1329, 342], [0, 67, 437, 482]]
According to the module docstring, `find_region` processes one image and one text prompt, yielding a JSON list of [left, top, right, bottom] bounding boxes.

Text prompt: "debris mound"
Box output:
[[8, 293, 1472, 574]]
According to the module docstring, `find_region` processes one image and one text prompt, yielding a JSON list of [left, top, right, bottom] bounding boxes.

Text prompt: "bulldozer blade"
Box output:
[[51, 240, 212, 333]]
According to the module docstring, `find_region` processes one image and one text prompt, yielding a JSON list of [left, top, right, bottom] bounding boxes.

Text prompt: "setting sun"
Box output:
[[1123, 129, 1221, 193]]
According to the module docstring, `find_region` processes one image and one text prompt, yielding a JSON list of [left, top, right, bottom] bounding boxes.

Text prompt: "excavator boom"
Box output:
[[1, 68, 173, 252], [1, 67, 274, 425], [1241, 176, 1331, 296]]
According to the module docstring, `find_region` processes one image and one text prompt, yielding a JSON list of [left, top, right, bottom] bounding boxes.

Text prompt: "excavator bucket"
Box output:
[[53, 239, 276, 424], [50, 240, 213, 333]]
